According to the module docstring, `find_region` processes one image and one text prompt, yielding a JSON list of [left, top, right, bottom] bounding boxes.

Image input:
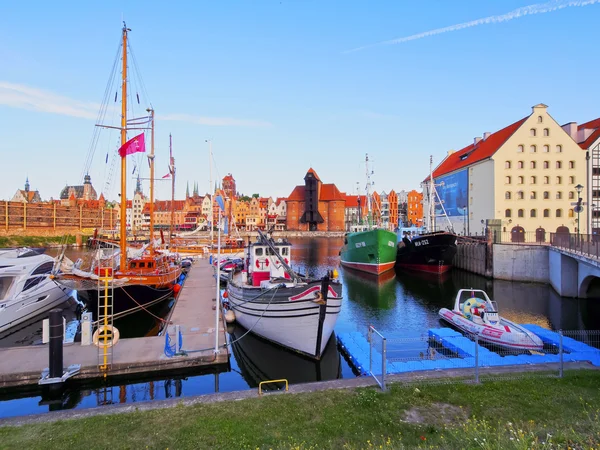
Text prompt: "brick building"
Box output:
[[407, 190, 424, 226], [286, 168, 346, 231]]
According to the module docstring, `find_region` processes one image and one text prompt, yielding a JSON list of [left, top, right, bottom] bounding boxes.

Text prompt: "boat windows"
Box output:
[[130, 262, 137, 269], [255, 248, 264, 256], [148, 262, 153, 269], [0, 277, 15, 300], [23, 277, 43, 292], [31, 262, 55, 276], [281, 247, 289, 256], [139, 262, 146, 268]]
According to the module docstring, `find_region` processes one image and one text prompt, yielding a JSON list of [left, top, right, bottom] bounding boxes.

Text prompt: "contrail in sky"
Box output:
[[344, 0, 600, 53]]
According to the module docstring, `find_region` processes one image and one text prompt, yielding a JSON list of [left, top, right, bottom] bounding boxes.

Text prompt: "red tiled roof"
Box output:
[[578, 118, 600, 131], [344, 194, 366, 208], [430, 117, 527, 180], [305, 168, 321, 181], [320, 183, 344, 201], [579, 129, 600, 150], [286, 185, 305, 201]]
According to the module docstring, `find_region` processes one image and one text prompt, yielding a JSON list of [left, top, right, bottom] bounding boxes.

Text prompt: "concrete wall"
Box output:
[[468, 160, 495, 236], [454, 240, 489, 277], [493, 244, 549, 283], [548, 249, 578, 297]]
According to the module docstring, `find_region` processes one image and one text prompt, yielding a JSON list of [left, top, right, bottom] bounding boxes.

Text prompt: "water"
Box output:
[[0, 237, 597, 418]]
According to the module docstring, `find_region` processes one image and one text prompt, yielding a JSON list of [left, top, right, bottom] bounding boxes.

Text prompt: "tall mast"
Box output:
[[428, 155, 434, 231], [169, 134, 175, 245], [148, 108, 155, 252], [365, 153, 373, 229], [207, 139, 213, 245], [119, 23, 130, 271]]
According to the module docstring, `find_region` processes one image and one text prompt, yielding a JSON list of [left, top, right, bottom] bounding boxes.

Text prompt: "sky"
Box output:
[[2, 0, 600, 202]]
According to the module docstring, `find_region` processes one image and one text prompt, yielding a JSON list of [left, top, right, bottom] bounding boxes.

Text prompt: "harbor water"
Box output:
[[0, 237, 597, 418]]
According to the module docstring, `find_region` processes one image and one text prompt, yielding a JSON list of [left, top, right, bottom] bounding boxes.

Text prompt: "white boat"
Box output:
[[225, 230, 342, 359], [439, 288, 543, 351], [0, 248, 73, 333]]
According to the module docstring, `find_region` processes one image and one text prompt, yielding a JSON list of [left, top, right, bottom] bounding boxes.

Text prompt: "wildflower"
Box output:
[[420, 436, 426, 441]]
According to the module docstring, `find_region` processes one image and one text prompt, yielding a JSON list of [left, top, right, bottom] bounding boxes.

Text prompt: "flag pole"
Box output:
[[214, 206, 221, 354]]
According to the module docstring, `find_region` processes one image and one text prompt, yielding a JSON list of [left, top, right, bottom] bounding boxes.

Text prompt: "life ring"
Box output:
[[313, 291, 326, 305], [93, 325, 120, 348], [462, 298, 486, 319]]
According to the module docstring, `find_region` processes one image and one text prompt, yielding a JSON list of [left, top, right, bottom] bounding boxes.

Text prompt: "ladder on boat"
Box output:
[[96, 248, 115, 376]]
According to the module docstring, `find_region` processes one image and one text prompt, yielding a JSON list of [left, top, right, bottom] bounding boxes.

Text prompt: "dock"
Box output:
[[0, 261, 229, 389]]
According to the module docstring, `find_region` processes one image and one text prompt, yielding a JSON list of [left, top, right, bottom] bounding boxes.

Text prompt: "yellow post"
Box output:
[[53, 202, 56, 230], [23, 202, 26, 230], [102, 273, 109, 375]]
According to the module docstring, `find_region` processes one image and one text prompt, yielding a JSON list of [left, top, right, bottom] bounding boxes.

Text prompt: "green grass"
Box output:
[[0, 235, 78, 248], [1, 370, 599, 449]]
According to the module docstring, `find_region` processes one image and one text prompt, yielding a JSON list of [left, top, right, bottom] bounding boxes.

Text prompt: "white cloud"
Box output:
[[345, 0, 600, 53]]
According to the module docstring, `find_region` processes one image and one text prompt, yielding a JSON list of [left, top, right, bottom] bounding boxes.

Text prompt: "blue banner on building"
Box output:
[[435, 170, 468, 217]]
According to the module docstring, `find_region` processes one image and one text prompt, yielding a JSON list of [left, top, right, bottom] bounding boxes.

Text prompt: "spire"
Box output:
[[135, 174, 142, 195], [193, 181, 198, 197], [186, 181, 190, 199], [24, 176, 30, 193]]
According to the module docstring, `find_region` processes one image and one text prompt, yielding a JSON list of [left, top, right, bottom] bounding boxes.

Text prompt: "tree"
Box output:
[[252, 193, 260, 199]]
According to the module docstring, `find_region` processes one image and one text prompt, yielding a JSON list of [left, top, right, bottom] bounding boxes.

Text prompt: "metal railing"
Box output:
[[366, 327, 600, 390], [550, 233, 600, 260]]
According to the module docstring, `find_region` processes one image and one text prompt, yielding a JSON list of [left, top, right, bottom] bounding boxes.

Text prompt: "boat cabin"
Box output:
[[245, 237, 292, 287]]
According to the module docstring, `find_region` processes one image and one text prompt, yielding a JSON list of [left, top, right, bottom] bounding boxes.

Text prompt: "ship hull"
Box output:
[[339, 229, 398, 275], [395, 232, 457, 274]]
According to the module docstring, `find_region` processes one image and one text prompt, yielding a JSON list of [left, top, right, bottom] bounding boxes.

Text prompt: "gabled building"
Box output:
[[60, 174, 97, 206], [11, 178, 41, 203], [286, 168, 346, 231], [426, 104, 587, 236]]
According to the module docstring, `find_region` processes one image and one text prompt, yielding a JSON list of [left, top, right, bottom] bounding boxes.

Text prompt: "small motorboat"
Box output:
[[439, 288, 543, 351], [0, 248, 73, 333]]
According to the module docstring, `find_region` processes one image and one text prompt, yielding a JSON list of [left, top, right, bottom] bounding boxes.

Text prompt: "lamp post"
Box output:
[[575, 183, 584, 241]]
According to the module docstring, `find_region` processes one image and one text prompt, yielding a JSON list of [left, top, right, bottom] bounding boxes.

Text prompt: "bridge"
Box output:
[[549, 234, 600, 298]]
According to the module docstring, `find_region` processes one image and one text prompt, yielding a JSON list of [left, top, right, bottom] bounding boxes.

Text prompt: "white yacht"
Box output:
[[0, 248, 72, 333]]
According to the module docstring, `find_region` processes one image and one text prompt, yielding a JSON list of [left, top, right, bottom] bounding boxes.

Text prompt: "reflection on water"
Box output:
[[343, 268, 397, 309]]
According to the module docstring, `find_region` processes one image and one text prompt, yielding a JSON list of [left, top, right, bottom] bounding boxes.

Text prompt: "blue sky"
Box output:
[[2, 0, 600, 202]]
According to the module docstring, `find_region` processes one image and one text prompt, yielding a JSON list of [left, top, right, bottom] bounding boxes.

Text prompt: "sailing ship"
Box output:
[[54, 24, 181, 319], [395, 156, 457, 274], [339, 154, 397, 275], [226, 229, 343, 360]]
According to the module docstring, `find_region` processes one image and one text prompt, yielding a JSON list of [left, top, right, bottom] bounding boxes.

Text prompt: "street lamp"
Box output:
[[575, 183, 584, 240]]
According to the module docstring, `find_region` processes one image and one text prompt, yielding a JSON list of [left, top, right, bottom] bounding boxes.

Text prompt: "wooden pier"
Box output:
[[0, 261, 229, 389]]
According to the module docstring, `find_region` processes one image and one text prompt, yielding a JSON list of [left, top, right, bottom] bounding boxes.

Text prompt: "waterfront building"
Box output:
[[425, 104, 587, 236], [11, 178, 41, 203], [286, 168, 345, 231], [388, 190, 399, 228], [343, 194, 367, 231], [59, 174, 97, 206], [222, 174, 236, 200], [407, 190, 423, 227]]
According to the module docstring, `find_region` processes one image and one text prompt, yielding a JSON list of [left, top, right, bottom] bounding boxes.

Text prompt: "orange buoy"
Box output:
[[173, 284, 181, 295], [223, 290, 229, 298]]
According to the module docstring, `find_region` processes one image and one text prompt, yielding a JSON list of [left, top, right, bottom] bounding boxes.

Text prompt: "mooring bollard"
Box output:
[[49, 309, 63, 379]]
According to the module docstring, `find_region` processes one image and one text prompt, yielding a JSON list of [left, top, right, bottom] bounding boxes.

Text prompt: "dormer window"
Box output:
[[460, 154, 468, 161]]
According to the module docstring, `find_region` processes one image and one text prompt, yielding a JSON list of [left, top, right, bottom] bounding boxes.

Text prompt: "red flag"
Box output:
[[118, 133, 145, 157], [162, 173, 170, 179]]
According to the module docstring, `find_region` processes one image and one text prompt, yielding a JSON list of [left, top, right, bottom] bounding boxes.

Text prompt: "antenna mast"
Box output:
[[365, 153, 373, 229]]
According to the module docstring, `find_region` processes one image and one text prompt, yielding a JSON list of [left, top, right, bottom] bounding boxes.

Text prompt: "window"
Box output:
[[518, 176, 524, 184], [569, 176, 575, 184], [569, 161, 575, 169], [544, 176, 550, 184], [543, 128, 550, 136], [505, 176, 512, 184], [530, 209, 537, 218], [568, 209, 575, 218], [505, 191, 511, 200], [530, 128, 537, 137], [505, 161, 511, 169], [517, 191, 524, 200], [556, 209, 563, 218], [530, 161, 536, 169], [518, 161, 524, 169], [530, 176, 537, 184], [130, 262, 137, 269], [544, 209, 550, 218], [530, 191, 537, 199], [569, 191, 575, 200], [505, 209, 512, 218], [32, 262, 54, 275], [556, 176, 562, 184], [255, 248, 263, 256], [556, 145, 562, 153], [530, 145, 537, 153], [518, 209, 524, 218], [538, 115, 543, 123], [23, 277, 43, 292], [138, 262, 146, 268], [543, 161, 549, 169], [518, 145, 524, 153], [543, 191, 550, 199], [148, 262, 153, 269], [556, 191, 563, 199], [556, 161, 562, 169], [543, 145, 550, 153]]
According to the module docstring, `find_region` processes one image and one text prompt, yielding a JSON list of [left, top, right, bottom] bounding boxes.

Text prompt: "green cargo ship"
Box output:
[[340, 228, 398, 275]]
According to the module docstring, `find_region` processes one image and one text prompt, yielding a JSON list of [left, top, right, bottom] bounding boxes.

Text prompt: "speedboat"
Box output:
[[439, 288, 543, 351], [0, 248, 73, 333], [226, 230, 343, 360]]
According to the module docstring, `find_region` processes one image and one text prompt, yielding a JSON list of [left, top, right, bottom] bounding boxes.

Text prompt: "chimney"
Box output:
[[447, 149, 455, 156], [561, 122, 578, 141], [474, 137, 482, 145], [483, 131, 491, 141]]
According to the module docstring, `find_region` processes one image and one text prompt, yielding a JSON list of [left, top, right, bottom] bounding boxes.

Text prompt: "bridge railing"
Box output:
[[550, 233, 600, 259], [493, 230, 549, 245]]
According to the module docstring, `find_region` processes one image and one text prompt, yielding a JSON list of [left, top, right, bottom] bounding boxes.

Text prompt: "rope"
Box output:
[[164, 329, 183, 357], [121, 286, 170, 323]]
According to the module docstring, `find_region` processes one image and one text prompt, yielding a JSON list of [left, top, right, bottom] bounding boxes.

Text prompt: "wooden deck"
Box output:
[[0, 261, 229, 388]]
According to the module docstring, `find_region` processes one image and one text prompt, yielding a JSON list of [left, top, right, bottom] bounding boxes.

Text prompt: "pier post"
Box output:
[[49, 309, 64, 379]]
